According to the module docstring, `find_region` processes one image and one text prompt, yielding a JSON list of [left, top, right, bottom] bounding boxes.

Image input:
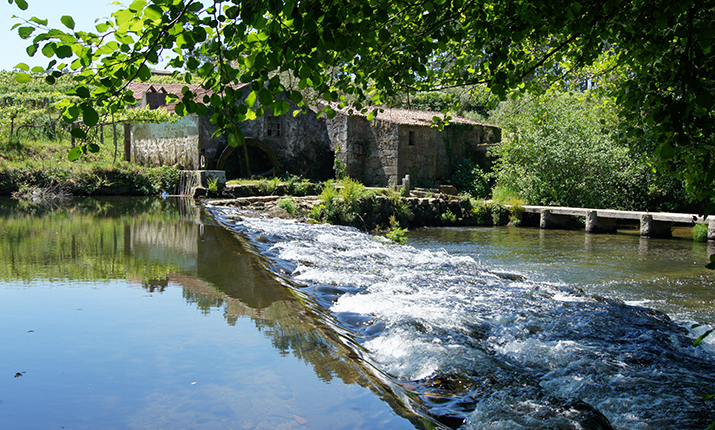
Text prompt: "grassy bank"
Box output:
[[0, 138, 180, 197]]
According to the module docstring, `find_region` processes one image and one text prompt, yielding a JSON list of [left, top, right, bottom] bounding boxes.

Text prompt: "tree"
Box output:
[[490, 91, 689, 211], [7, 0, 715, 204]]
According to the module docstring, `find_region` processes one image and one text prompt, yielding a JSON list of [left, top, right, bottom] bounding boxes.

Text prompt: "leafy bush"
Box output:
[[693, 223, 709, 243], [277, 198, 296, 215], [490, 92, 689, 211], [449, 158, 491, 198], [386, 215, 407, 244]]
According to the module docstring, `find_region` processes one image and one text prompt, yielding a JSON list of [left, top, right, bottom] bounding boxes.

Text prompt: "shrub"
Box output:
[[486, 202, 510, 226], [277, 198, 296, 215], [490, 92, 689, 211], [449, 158, 491, 199], [693, 223, 709, 243], [385, 215, 408, 244]]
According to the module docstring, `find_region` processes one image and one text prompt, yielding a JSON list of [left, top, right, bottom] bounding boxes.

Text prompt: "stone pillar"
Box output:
[[708, 221, 715, 242], [540, 210, 571, 229], [640, 214, 672, 238], [585, 211, 617, 234], [402, 174, 411, 194]]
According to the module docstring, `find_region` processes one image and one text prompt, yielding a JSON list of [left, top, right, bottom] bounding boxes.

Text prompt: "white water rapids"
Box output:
[[210, 206, 715, 430]]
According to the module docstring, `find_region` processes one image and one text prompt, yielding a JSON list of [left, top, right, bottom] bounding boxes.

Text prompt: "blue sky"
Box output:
[[1, 0, 122, 71]]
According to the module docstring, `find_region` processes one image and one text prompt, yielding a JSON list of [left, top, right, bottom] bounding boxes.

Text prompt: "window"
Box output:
[[408, 130, 416, 146], [266, 116, 281, 138]]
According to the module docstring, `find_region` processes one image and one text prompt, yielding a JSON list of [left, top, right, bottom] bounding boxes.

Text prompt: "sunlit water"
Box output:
[[208, 205, 715, 430]]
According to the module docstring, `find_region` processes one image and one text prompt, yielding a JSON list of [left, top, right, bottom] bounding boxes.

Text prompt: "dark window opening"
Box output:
[[408, 130, 416, 146], [266, 116, 281, 138]]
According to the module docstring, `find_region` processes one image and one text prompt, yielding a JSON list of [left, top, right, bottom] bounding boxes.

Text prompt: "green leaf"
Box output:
[[55, 44, 72, 58], [144, 5, 163, 22], [258, 89, 273, 106], [128, 0, 147, 13], [82, 106, 100, 127], [15, 62, 29, 71], [270, 99, 290, 116], [137, 64, 152, 81], [246, 91, 257, 107], [227, 132, 245, 147], [693, 328, 714, 346], [29, 17, 47, 26], [14, 73, 32, 83], [61, 16, 75, 30], [18, 26, 35, 39], [75, 86, 91, 98], [14, 0, 29, 11], [68, 146, 83, 162], [41, 42, 56, 58], [70, 128, 87, 139], [88, 143, 100, 153]]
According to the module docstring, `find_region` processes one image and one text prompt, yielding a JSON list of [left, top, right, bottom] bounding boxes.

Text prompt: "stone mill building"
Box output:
[[123, 83, 501, 187]]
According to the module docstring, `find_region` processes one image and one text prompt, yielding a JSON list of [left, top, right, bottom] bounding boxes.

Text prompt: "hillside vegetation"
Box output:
[[0, 71, 180, 197]]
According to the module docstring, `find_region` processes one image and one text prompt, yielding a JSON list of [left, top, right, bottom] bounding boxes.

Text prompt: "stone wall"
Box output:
[[398, 125, 442, 186], [129, 115, 201, 169], [326, 115, 400, 187], [200, 93, 333, 179]]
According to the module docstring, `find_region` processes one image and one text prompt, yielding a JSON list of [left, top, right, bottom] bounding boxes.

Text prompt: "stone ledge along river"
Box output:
[[207, 202, 715, 430], [1, 196, 714, 429]]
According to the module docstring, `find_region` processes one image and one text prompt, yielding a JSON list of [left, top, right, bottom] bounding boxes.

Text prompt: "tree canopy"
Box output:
[[7, 0, 715, 204]]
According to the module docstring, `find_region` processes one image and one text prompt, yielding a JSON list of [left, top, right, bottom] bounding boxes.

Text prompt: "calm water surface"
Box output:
[[3, 198, 715, 430]]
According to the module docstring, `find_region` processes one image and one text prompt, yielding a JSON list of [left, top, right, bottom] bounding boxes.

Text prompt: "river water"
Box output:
[[2, 197, 714, 429]]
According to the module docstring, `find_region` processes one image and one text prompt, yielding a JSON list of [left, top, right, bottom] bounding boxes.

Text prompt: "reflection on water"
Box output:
[[207, 207, 715, 430], [0, 197, 422, 430]]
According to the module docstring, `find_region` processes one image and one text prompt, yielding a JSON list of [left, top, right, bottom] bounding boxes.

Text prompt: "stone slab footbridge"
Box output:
[[522, 205, 713, 239]]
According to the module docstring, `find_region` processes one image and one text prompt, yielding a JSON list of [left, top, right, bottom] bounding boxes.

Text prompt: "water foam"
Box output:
[[209, 208, 715, 429]]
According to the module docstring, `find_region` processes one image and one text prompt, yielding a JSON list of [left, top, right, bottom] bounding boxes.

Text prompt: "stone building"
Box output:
[[124, 83, 500, 186], [124, 83, 334, 180], [325, 107, 500, 187]]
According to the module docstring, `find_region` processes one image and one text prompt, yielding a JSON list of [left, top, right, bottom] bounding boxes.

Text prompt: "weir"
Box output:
[[523, 205, 709, 238]]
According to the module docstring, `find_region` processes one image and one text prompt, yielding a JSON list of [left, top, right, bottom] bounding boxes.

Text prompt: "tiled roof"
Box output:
[[328, 104, 492, 127], [126, 82, 247, 114]]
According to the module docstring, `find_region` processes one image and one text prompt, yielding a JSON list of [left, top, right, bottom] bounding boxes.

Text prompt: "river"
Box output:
[[1, 197, 714, 429]]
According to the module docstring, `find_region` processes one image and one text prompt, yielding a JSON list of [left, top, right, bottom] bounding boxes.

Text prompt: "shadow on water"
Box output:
[[0, 197, 437, 430]]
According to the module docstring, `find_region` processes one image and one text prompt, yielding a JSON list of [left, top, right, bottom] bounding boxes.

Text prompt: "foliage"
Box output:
[[449, 158, 490, 199], [7, 0, 714, 211], [277, 197, 296, 215], [339, 177, 368, 210], [0, 72, 176, 152], [490, 92, 690, 211], [385, 215, 407, 245], [440, 209, 458, 225], [491, 184, 526, 207], [693, 223, 709, 243], [392, 85, 494, 120], [206, 177, 219, 193], [487, 202, 511, 226], [0, 139, 180, 196]]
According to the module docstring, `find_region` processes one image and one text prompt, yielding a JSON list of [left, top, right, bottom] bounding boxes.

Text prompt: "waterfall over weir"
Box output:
[[209, 205, 715, 430]]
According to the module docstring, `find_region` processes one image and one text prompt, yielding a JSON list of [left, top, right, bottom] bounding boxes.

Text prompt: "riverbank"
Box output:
[[0, 137, 181, 198], [209, 178, 517, 234]]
